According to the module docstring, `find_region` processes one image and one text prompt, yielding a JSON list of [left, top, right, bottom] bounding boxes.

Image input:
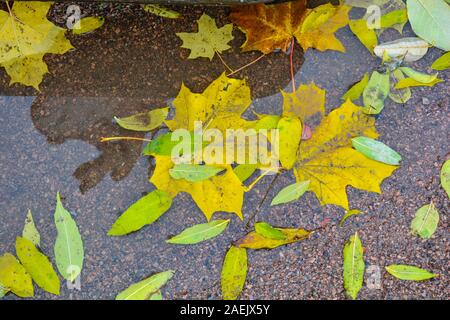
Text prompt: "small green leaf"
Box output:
[[363, 71, 390, 115], [72, 17, 105, 35], [341, 73, 369, 101], [343, 232, 364, 300], [441, 160, 450, 198], [270, 180, 310, 206], [380, 9, 408, 32], [221, 246, 247, 300], [385, 264, 437, 281], [169, 164, 224, 182], [116, 270, 174, 300], [431, 52, 450, 71], [16, 237, 60, 295], [109, 190, 172, 236], [398, 67, 439, 83], [411, 202, 439, 239], [254, 222, 286, 240], [352, 136, 401, 165], [22, 209, 40, 247], [339, 209, 363, 227], [389, 69, 411, 104], [167, 219, 230, 244], [54, 193, 84, 282], [115, 108, 168, 132], [143, 4, 182, 19], [233, 164, 257, 182]]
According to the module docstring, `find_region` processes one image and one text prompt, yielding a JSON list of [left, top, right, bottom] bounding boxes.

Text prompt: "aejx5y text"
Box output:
[[180, 304, 271, 317]]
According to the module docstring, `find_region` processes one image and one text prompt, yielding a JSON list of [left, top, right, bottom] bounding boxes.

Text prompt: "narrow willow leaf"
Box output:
[[385, 264, 437, 281], [166, 219, 230, 244], [116, 270, 174, 300], [109, 189, 172, 236], [363, 71, 390, 115], [343, 232, 364, 300], [341, 73, 369, 101], [352, 137, 402, 165], [169, 164, 224, 182], [143, 4, 182, 19], [411, 202, 439, 239], [72, 17, 105, 35], [16, 237, 60, 295], [349, 19, 378, 53], [236, 227, 312, 250], [254, 222, 286, 240], [0, 253, 33, 298], [407, 0, 450, 51], [233, 164, 257, 182], [148, 290, 163, 300], [431, 52, 450, 71], [22, 209, 40, 247], [339, 209, 363, 227], [389, 69, 411, 104], [398, 67, 439, 83], [221, 246, 247, 300], [441, 160, 450, 198], [115, 108, 168, 132], [374, 37, 429, 62], [54, 193, 84, 282], [395, 77, 443, 89], [270, 180, 310, 206]]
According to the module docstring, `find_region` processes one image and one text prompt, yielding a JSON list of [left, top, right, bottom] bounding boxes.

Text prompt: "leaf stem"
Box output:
[[216, 51, 234, 73], [290, 38, 296, 92], [227, 53, 266, 77]]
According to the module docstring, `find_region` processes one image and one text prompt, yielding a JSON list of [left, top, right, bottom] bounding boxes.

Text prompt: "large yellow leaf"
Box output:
[[0, 2, 73, 90], [0, 253, 33, 298], [294, 100, 398, 209], [281, 83, 326, 122]]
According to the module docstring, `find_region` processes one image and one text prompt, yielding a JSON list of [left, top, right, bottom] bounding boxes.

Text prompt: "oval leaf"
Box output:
[[352, 136, 402, 165], [108, 189, 172, 236], [166, 219, 230, 244], [116, 270, 174, 300], [431, 52, 450, 71], [143, 4, 182, 19], [395, 77, 443, 89], [374, 37, 429, 62], [221, 246, 247, 300], [0, 253, 33, 298], [270, 180, 310, 206], [169, 164, 224, 182], [441, 160, 450, 198], [22, 209, 40, 247], [343, 232, 364, 300], [277, 116, 302, 169], [385, 264, 437, 281], [389, 69, 412, 104], [236, 227, 312, 250], [16, 237, 60, 295], [411, 202, 440, 239], [398, 67, 439, 83], [115, 108, 168, 132], [341, 73, 369, 101], [54, 193, 84, 282], [72, 17, 104, 35], [254, 222, 287, 240], [363, 71, 390, 115]]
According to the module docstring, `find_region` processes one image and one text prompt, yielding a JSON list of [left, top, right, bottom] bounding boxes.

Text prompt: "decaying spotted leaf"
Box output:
[[281, 83, 326, 122], [221, 246, 247, 300], [343, 232, 364, 300], [114, 108, 168, 131], [143, 4, 182, 19], [22, 209, 40, 247], [72, 17, 105, 35], [0, 253, 33, 298], [411, 202, 440, 239], [389, 68, 412, 104], [362, 71, 390, 115], [236, 227, 312, 249], [277, 116, 302, 170]]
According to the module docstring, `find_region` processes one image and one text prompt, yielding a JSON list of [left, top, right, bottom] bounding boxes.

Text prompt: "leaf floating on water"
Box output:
[[407, 0, 450, 51], [411, 202, 439, 239], [270, 181, 310, 206], [116, 270, 174, 300], [142, 4, 182, 19], [166, 219, 230, 244], [16, 237, 60, 295], [72, 17, 105, 35], [277, 117, 302, 170], [343, 232, 364, 300], [169, 164, 225, 182], [389, 69, 412, 104], [0, 253, 33, 298], [53, 193, 84, 282], [236, 227, 312, 249], [374, 37, 429, 62], [431, 52, 450, 71], [108, 189, 172, 236], [221, 246, 247, 300], [341, 73, 369, 101], [395, 77, 443, 89], [339, 209, 363, 227], [385, 264, 437, 281], [441, 160, 450, 198], [352, 136, 402, 165], [115, 108, 168, 132], [254, 222, 287, 240], [362, 71, 390, 115], [22, 209, 40, 247], [349, 19, 378, 53]]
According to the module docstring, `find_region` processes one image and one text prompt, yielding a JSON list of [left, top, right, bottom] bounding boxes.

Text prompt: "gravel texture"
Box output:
[[0, 2, 448, 300]]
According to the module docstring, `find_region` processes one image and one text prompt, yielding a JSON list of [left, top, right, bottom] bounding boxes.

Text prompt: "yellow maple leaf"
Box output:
[[281, 83, 326, 122], [0, 2, 73, 90], [294, 100, 398, 209]]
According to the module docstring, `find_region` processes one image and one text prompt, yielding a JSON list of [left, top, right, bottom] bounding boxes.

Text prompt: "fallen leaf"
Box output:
[[389, 68, 412, 104], [374, 37, 429, 62], [277, 116, 302, 169], [233, 164, 257, 182], [395, 77, 443, 89], [221, 246, 247, 300], [349, 19, 378, 53], [72, 17, 105, 35], [398, 67, 439, 83], [0, 2, 73, 89], [352, 136, 402, 165], [407, 0, 450, 51], [363, 71, 390, 115], [294, 100, 398, 209], [109, 189, 172, 236], [236, 227, 312, 249], [254, 222, 287, 240], [148, 290, 163, 300], [385, 264, 437, 281], [176, 13, 233, 60], [341, 73, 370, 101], [116, 270, 174, 300], [380, 9, 408, 33], [281, 83, 326, 122], [343, 232, 364, 300], [431, 52, 450, 70], [142, 4, 182, 19], [169, 164, 225, 182], [0, 253, 33, 297], [22, 209, 40, 247], [166, 219, 230, 244], [411, 202, 440, 239], [441, 160, 450, 198], [114, 108, 168, 131], [339, 209, 363, 227], [16, 237, 60, 295], [0, 285, 6, 298], [54, 193, 84, 282], [270, 180, 310, 206]]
